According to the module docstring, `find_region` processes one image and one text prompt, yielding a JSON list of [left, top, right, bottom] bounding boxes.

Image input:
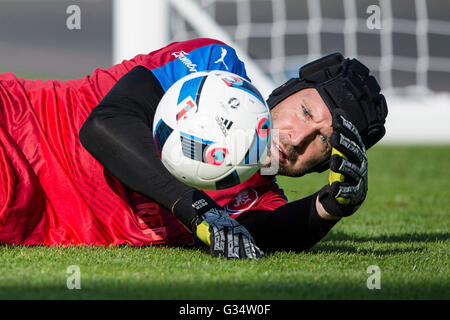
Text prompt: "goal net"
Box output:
[[113, 0, 450, 143]]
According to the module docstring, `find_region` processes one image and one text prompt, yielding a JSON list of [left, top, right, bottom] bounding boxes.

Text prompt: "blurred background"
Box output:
[[1, 0, 449, 143]]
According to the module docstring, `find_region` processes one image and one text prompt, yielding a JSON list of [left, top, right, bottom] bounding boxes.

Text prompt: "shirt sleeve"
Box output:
[[146, 39, 249, 92]]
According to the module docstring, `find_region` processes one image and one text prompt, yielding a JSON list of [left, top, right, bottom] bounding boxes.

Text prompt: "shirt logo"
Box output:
[[214, 47, 229, 70], [172, 50, 198, 72], [225, 188, 259, 215]]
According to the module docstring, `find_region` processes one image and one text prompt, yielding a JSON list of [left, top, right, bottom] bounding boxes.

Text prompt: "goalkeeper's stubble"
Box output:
[[261, 88, 333, 177]]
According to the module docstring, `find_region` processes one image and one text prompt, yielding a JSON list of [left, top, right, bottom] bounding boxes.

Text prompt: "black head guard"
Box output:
[[266, 52, 388, 172]]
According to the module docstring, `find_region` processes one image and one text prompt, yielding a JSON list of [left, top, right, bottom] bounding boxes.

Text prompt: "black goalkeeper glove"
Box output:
[[318, 110, 368, 217], [191, 208, 264, 260]]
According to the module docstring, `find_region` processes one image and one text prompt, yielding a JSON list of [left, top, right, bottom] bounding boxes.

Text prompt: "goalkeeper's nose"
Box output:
[[287, 120, 321, 150]]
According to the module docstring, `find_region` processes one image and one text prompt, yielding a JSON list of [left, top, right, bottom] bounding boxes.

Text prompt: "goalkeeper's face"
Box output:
[[261, 88, 333, 177]]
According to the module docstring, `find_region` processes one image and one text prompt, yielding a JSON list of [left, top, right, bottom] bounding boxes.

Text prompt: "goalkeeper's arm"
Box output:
[[79, 66, 218, 229], [236, 192, 339, 252], [79, 66, 262, 259]]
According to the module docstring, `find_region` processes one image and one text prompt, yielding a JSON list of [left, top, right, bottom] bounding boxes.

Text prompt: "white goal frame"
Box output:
[[113, 0, 275, 98]]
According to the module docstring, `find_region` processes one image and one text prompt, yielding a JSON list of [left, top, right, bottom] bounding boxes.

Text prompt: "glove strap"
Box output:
[[318, 185, 354, 218], [172, 189, 221, 232]]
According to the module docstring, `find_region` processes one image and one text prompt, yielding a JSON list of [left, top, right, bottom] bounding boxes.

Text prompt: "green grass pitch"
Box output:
[[0, 145, 448, 300]]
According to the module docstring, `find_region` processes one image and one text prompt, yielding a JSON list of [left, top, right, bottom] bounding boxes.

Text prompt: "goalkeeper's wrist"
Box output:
[[318, 185, 359, 218], [315, 194, 341, 220], [171, 189, 221, 232]]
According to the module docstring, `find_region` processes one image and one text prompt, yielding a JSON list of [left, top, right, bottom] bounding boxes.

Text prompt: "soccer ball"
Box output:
[[153, 70, 272, 190]]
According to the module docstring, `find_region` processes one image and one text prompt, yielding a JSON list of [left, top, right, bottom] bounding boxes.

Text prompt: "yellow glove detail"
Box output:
[[329, 148, 350, 205], [195, 221, 211, 246]]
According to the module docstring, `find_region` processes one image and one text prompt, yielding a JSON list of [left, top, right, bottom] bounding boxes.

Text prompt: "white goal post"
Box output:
[[113, 0, 275, 98], [113, 0, 450, 143]]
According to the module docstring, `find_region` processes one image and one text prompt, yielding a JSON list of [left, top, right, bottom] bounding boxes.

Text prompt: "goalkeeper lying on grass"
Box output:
[[0, 38, 387, 259]]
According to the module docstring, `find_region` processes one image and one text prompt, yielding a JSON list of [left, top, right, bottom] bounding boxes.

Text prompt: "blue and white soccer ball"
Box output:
[[153, 70, 272, 190]]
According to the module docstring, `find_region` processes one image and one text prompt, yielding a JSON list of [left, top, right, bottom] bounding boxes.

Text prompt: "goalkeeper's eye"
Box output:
[[302, 105, 311, 118], [320, 135, 327, 144]]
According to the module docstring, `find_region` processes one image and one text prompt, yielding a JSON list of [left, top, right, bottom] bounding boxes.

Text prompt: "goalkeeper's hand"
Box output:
[[191, 208, 264, 260], [318, 110, 368, 217]]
